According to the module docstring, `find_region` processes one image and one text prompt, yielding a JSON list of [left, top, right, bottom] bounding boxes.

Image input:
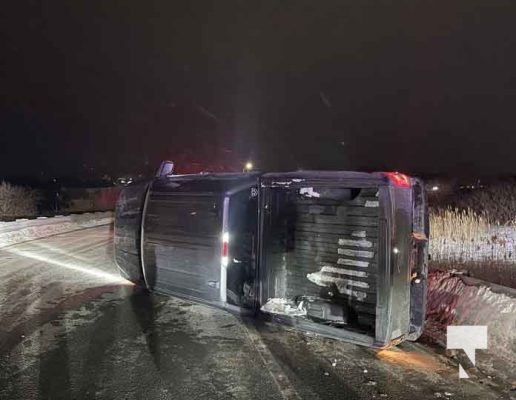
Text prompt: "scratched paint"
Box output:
[[317, 265, 368, 278], [351, 231, 367, 238], [337, 258, 369, 268], [338, 238, 373, 248], [338, 248, 374, 258]]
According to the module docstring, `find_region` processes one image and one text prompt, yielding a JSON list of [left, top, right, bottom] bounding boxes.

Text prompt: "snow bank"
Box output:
[[424, 271, 516, 378], [430, 225, 516, 263], [0, 212, 113, 249]]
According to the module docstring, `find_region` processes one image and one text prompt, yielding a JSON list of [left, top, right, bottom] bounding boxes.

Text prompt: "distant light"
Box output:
[[244, 161, 253, 171], [431, 186, 439, 191], [393, 247, 399, 254]]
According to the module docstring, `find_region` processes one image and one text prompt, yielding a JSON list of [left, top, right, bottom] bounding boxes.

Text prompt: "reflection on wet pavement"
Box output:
[[0, 226, 509, 399]]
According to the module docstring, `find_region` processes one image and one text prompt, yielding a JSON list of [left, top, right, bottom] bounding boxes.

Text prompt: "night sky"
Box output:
[[1, 1, 516, 179]]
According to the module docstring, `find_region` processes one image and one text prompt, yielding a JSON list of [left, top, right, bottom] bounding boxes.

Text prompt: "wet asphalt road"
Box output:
[[0, 225, 511, 399]]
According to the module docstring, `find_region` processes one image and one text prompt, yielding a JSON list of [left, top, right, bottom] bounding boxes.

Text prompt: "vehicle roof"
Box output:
[[261, 170, 390, 186], [262, 170, 384, 179], [151, 172, 259, 195], [164, 172, 258, 180], [154, 170, 414, 189]]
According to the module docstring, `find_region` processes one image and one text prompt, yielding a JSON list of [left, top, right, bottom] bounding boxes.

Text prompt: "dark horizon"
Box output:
[[2, 1, 516, 179]]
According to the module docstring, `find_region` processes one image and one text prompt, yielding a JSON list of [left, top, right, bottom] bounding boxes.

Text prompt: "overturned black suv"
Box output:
[[114, 167, 428, 348]]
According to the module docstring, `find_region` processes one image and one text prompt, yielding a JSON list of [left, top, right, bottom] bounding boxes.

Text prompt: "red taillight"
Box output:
[[382, 172, 411, 188], [221, 232, 229, 267]]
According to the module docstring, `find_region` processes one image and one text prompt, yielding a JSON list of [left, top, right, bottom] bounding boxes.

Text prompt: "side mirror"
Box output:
[[156, 160, 174, 177]]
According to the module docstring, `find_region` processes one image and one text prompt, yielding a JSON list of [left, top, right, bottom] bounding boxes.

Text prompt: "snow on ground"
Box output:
[[0, 212, 113, 249], [430, 224, 516, 263], [0, 227, 509, 399], [425, 271, 516, 384]]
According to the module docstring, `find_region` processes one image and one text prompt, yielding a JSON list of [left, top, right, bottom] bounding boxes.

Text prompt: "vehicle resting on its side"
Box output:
[[114, 168, 428, 348]]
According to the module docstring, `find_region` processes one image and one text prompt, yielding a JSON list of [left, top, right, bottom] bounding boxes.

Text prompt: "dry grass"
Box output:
[[430, 179, 516, 224], [430, 208, 491, 243], [61, 187, 120, 212], [0, 181, 39, 219]]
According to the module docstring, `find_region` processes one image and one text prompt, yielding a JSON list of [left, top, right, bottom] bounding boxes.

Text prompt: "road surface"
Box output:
[[0, 225, 510, 399]]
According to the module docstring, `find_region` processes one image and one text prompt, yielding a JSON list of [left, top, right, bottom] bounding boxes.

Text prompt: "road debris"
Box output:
[[260, 298, 307, 316]]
